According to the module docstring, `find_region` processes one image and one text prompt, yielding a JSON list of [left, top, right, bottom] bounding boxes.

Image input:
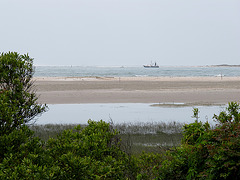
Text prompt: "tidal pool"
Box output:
[[35, 103, 226, 125]]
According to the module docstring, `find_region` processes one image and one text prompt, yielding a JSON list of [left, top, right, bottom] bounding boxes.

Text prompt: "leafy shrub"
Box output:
[[0, 52, 47, 134], [157, 102, 240, 180], [0, 52, 47, 159], [0, 132, 52, 179], [136, 152, 163, 179], [45, 120, 137, 179], [0, 52, 49, 179], [0, 120, 139, 179]]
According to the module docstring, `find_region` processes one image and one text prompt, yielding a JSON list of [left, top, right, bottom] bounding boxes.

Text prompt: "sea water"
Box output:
[[34, 66, 240, 77]]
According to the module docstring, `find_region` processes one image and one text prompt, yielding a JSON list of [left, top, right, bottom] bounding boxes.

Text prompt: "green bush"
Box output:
[[156, 102, 240, 180], [0, 52, 49, 179], [136, 152, 163, 179], [0, 132, 52, 179], [0, 52, 46, 158], [0, 120, 139, 179], [0, 52, 47, 135], [45, 120, 137, 179]]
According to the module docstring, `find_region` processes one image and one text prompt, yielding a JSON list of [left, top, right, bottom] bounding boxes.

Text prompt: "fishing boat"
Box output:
[[143, 62, 159, 68]]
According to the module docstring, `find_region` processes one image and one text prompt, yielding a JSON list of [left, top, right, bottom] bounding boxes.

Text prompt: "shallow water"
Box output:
[[35, 103, 226, 125]]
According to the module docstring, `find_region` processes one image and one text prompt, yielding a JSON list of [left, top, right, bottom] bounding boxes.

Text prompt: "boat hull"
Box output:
[[143, 65, 159, 68]]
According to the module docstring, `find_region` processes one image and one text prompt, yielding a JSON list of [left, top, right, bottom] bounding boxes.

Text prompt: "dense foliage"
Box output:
[[0, 52, 46, 134], [0, 52, 46, 163], [1, 52, 240, 179], [153, 102, 240, 180], [0, 120, 137, 179], [45, 120, 137, 179]]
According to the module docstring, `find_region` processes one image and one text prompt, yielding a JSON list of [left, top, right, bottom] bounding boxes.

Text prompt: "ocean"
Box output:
[[34, 66, 240, 77]]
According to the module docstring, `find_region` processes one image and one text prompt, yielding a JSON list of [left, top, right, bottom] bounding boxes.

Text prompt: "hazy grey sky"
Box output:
[[1, 0, 239, 66]]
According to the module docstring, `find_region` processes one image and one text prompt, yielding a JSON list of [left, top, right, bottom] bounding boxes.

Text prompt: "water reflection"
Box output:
[[35, 103, 226, 125]]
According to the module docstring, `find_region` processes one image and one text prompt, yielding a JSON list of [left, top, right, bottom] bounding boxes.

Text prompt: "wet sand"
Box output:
[[34, 77, 240, 105]]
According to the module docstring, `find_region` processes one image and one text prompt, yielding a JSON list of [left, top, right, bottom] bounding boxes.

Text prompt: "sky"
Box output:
[[1, 0, 240, 66]]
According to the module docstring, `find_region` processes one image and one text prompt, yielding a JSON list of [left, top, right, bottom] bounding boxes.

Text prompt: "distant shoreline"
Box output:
[[35, 76, 240, 105], [209, 64, 240, 67]]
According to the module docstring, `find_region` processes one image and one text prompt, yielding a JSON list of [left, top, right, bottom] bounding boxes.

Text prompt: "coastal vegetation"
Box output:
[[1, 52, 240, 179]]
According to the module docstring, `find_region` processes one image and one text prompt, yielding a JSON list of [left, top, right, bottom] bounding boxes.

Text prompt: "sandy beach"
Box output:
[[34, 76, 240, 105]]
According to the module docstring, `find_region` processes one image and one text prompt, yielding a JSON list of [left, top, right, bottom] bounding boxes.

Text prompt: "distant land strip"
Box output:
[[35, 76, 240, 105]]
